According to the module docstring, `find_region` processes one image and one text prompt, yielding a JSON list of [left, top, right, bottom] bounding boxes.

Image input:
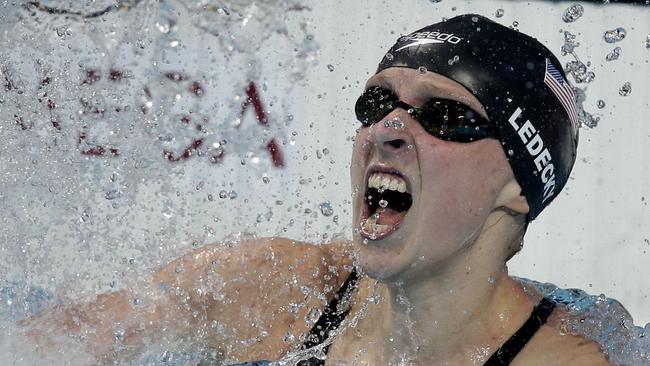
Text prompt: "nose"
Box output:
[[366, 113, 415, 156]]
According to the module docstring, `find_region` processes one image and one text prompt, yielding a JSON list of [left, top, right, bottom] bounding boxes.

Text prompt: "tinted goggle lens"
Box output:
[[355, 86, 495, 142]]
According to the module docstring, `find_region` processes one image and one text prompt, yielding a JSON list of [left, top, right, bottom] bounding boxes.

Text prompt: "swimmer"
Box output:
[[21, 14, 616, 365]]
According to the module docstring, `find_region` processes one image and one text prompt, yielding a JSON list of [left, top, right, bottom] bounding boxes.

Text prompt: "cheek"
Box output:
[[350, 130, 370, 186], [418, 144, 503, 218]]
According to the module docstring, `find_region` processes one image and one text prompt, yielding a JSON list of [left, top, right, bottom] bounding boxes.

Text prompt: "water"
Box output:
[[516, 277, 650, 365], [562, 4, 584, 23], [619, 82, 632, 96], [604, 27, 627, 43], [606, 47, 622, 61], [1, 1, 648, 365]]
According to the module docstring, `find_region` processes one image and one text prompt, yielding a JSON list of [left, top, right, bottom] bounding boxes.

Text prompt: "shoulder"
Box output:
[[512, 305, 612, 366], [153, 237, 355, 361]]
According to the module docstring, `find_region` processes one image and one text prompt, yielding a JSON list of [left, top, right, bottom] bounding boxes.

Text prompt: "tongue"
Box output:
[[376, 207, 407, 226]]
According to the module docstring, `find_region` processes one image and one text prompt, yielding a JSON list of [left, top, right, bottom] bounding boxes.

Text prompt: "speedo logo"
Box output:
[[395, 31, 463, 51]]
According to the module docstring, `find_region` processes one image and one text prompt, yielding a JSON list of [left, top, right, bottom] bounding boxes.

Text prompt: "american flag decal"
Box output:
[[544, 59, 579, 134]]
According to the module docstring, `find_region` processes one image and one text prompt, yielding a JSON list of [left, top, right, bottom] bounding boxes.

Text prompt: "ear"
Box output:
[[494, 179, 529, 216]]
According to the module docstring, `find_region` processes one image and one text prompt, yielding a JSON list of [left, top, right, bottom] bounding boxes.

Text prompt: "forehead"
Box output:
[[364, 68, 488, 119]]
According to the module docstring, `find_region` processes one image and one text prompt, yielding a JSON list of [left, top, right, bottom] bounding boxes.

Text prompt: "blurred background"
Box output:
[[0, 0, 648, 334]]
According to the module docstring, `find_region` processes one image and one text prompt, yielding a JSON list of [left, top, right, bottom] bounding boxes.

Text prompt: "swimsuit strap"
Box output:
[[297, 268, 360, 366], [483, 297, 557, 366]]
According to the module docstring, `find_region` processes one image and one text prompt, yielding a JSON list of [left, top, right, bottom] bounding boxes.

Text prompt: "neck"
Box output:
[[361, 213, 533, 365]]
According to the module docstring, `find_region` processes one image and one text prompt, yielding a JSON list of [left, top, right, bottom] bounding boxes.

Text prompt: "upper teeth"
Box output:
[[367, 172, 408, 193]]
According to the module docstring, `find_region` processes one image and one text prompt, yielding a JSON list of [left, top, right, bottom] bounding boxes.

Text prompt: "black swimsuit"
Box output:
[[232, 269, 556, 366]]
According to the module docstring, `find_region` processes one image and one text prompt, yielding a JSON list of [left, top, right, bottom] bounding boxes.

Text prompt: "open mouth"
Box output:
[[360, 169, 413, 240]]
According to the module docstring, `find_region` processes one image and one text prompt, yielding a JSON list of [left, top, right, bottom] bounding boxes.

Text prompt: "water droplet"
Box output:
[[417, 66, 427, 74], [104, 189, 121, 200], [565, 60, 595, 84], [603, 27, 626, 43], [155, 21, 171, 34], [495, 9, 504, 18], [597, 100, 606, 109], [327, 64, 335, 72], [448, 55, 460, 65], [618, 82, 632, 96], [283, 332, 295, 342], [115, 328, 125, 341], [319, 201, 334, 216], [306, 307, 321, 325], [379, 199, 388, 208], [562, 4, 584, 23], [384, 117, 405, 129], [605, 47, 621, 61]]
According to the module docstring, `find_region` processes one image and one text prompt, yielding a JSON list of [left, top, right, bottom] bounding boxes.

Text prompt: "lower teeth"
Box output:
[[365, 213, 388, 235]]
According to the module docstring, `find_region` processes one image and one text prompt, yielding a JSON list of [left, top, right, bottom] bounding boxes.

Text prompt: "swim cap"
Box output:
[[377, 14, 579, 221]]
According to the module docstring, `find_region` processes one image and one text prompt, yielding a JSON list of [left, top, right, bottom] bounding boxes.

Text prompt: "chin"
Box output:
[[354, 235, 413, 282]]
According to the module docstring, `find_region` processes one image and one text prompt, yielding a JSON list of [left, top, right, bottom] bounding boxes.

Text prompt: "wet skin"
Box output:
[[21, 69, 611, 365], [350, 67, 527, 282]]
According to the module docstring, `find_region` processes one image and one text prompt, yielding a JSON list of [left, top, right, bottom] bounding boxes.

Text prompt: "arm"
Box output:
[[19, 237, 354, 364]]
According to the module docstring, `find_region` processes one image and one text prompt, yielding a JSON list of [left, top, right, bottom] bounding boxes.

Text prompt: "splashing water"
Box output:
[[517, 277, 650, 366], [576, 88, 600, 128], [562, 31, 595, 84], [562, 4, 584, 23], [604, 27, 627, 43]]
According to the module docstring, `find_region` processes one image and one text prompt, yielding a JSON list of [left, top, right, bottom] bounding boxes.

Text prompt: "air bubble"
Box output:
[[417, 66, 427, 74], [327, 64, 335, 72], [228, 190, 238, 199], [379, 199, 388, 208], [603, 27, 626, 43], [597, 100, 606, 109], [495, 9, 504, 18], [219, 190, 228, 199], [385, 53, 394, 61], [618, 82, 632, 96], [562, 4, 584, 23]]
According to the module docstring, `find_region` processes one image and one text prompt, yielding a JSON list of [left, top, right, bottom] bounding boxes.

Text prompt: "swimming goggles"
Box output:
[[355, 86, 497, 142]]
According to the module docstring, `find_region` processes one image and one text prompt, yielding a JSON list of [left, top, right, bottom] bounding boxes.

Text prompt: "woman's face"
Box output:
[[350, 68, 520, 281]]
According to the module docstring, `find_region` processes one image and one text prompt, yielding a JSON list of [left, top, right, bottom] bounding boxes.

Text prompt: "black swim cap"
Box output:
[[377, 14, 579, 221]]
